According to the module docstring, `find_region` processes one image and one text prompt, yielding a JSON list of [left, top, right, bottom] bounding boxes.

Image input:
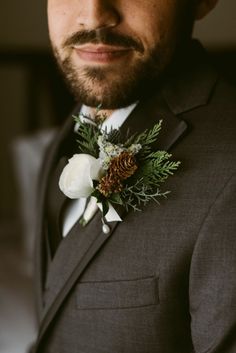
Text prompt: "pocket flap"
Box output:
[[76, 276, 159, 310]]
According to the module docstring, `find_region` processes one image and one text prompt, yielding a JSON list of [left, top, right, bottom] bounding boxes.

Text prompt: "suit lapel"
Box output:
[[120, 91, 188, 152]]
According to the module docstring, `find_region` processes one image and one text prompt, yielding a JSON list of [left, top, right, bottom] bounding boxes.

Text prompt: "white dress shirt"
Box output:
[[62, 102, 137, 237]]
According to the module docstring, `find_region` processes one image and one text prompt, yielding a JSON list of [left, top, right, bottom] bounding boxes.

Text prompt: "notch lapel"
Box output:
[[120, 92, 188, 152]]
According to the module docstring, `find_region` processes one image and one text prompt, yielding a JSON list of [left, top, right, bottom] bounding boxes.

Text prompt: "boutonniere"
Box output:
[[59, 112, 180, 233]]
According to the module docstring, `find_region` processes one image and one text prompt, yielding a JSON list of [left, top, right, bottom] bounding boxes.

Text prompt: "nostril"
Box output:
[[76, 3, 121, 31]]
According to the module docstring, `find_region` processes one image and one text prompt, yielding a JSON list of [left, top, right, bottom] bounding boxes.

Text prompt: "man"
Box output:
[[33, 0, 236, 352]]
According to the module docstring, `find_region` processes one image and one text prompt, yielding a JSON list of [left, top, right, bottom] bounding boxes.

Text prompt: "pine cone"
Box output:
[[109, 151, 138, 180], [98, 151, 137, 197], [98, 174, 123, 197]]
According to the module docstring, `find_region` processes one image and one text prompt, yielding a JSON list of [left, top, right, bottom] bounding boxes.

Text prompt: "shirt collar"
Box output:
[[75, 102, 138, 132]]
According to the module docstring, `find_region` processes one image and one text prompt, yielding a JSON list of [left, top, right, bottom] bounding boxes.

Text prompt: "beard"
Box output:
[[51, 6, 195, 109], [53, 41, 170, 109]]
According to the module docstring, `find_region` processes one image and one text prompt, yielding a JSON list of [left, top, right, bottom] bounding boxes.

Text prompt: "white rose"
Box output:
[[59, 154, 102, 199]]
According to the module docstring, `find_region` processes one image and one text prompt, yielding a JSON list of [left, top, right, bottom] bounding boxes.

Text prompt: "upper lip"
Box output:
[[72, 44, 131, 53]]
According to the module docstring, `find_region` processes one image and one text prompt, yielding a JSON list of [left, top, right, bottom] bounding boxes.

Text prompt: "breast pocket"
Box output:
[[76, 276, 159, 310]]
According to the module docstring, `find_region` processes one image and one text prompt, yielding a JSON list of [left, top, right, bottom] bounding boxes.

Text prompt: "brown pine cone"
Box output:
[[109, 151, 138, 180], [98, 174, 123, 197], [98, 151, 138, 197]]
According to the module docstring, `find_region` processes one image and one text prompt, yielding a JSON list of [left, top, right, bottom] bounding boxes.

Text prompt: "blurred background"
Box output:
[[0, 1, 235, 352]]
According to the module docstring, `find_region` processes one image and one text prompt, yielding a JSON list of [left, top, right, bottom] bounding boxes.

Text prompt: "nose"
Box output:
[[77, 0, 121, 30]]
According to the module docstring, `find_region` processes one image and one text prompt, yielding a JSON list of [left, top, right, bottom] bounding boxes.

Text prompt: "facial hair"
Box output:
[[51, 5, 195, 109]]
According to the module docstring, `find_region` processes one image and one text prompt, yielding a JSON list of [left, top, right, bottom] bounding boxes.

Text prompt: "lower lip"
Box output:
[[74, 49, 131, 64]]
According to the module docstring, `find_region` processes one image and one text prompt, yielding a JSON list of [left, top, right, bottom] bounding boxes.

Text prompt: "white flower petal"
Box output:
[[59, 154, 103, 199]]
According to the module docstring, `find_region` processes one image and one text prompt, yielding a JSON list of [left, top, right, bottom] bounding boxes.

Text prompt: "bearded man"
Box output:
[[33, 0, 236, 352]]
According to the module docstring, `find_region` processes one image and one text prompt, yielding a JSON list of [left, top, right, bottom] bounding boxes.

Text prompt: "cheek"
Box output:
[[123, 0, 178, 49], [47, 2, 74, 45]]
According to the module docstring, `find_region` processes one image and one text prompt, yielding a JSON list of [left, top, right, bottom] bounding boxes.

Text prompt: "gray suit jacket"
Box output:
[[34, 41, 236, 353]]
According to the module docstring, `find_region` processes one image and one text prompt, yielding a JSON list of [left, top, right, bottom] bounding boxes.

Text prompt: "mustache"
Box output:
[[63, 28, 144, 53]]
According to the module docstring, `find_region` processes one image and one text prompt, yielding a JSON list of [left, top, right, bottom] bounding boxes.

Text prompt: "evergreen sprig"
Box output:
[[119, 179, 169, 211], [120, 157, 180, 210], [73, 115, 100, 157], [135, 155, 181, 185], [124, 120, 162, 158]]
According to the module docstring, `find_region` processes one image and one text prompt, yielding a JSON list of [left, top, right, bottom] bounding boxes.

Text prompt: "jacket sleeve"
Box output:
[[189, 173, 236, 353]]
